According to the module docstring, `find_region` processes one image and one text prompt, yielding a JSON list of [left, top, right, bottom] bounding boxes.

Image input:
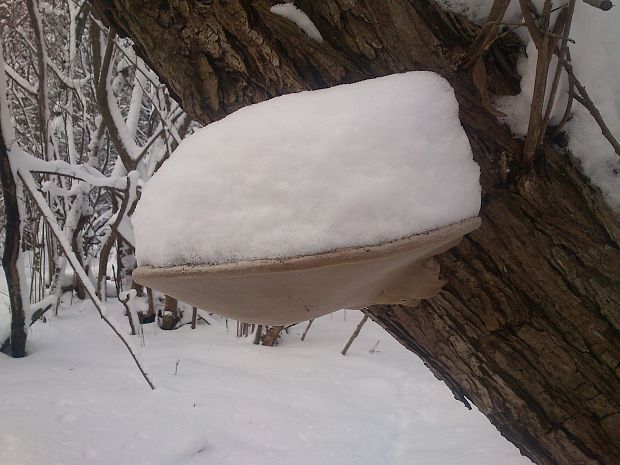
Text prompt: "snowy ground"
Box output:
[[0, 278, 9, 343], [0, 301, 532, 465]]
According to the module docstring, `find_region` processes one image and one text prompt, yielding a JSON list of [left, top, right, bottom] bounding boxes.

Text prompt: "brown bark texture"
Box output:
[[89, 1, 620, 465], [261, 325, 284, 347], [161, 294, 180, 330]]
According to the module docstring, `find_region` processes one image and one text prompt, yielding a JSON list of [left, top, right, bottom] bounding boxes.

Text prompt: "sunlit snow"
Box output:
[[0, 303, 533, 465], [133, 72, 480, 267], [270, 3, 324, 43]]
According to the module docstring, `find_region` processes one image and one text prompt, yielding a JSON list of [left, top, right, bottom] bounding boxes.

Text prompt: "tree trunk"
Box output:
[[71, 214, 89, 300], [143, 286, 156, 323], [90, 2, 620, 464], [160, 294, 180, 330], [261, 325, 284, 347], [0, 115, 27, 357]]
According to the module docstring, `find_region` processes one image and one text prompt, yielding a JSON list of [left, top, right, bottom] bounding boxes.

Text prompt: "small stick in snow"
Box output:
[[191, 307, 198, 329], [253, 325, 263, 345], [559, 51, 620, 157], [119, 292, 137, 336], [301, 319, 314, 342], [341, 314, 369, 356], [196, 311, 211, 325], [549, 78, 575, 139], [369, 340, 381, 354], [145, 287, 156, 323]]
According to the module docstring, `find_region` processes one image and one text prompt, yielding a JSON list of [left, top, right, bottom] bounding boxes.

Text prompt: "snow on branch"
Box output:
[[4, 63, 37, 95], [14, 25, 92, 91], [270, 3, 324, 43], [16, 164, 155, 390], [453, 0, 619, 208], [11, 146, 131, 189]]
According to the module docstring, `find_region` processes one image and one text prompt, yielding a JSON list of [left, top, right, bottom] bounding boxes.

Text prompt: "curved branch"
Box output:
[[17, 168, 155, 390]]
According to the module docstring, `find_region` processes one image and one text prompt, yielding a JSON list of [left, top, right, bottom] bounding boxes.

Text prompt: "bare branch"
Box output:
[[92, 27, 136, 169], [18, 168, 155, 390], [540, 0, 575, 145], [561, 55, 620, 156], [464, 0, 512, 66], [341, 314, 369, 356], [4, 63, 37, 95], [518, 0, 543, 46], [582, 0, 614, 11], [25, 0, 50, 160]]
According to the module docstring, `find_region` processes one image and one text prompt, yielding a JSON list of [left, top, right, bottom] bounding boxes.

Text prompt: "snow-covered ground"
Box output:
[[1, 300, 532, 465], [0, 276, 9, 343]]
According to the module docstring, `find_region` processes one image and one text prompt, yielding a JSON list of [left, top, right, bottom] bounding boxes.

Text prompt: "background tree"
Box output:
[[88, 2, 620, 465], [0, 0, 194, 352]]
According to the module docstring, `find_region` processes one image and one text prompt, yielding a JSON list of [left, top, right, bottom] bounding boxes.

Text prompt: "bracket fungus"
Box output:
[[132, 72, 482, 324], [134, 217, 480, 325]]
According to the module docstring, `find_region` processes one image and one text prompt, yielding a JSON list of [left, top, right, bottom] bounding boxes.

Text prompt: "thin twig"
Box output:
[[96, 177, 135, 300], [91, 27, 135, 169], [253, 325, 262, 344], [464, 0, 512, 67], [191, 307, 198, 329], [119, 293, 137, 336], [520, 0, 568, 162], [341, 314, 369, 356], [301, 319, 314, 342], [560, 52, 620, 156], [518, 0, 543, 46], [540, 0, 576, 146]]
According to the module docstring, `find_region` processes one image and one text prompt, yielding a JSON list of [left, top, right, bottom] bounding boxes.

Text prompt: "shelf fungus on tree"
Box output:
[[133, 217, 480, 325], [131, 72, 482, 324]]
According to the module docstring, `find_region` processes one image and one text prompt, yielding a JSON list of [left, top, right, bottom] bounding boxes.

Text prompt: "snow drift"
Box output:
[[133, 72, 480, 267]]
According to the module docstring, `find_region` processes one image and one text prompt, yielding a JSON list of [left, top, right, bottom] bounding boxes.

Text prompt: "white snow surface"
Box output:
[[0, 274, 10, 343], [133, 72, 480, 267], [0, 300, 533, 465], [553, 4, 620, 210], [439, 0, 620, 210], [437, 0, 522, 23], [270, 3, 324, 42]]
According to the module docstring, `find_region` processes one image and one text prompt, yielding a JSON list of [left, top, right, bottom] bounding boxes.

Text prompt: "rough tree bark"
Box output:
[[261, 325, 284, 347], [160, 294, 180, 330], [89, 2, 620, 465]]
